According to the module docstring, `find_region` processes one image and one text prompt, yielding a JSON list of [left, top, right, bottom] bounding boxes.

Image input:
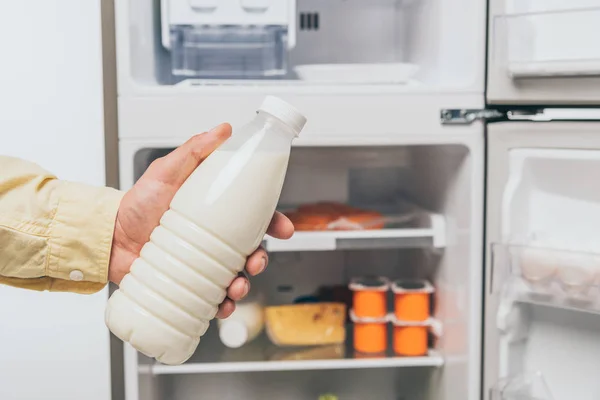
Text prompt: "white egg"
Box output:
[[519, 246, 558, 289]]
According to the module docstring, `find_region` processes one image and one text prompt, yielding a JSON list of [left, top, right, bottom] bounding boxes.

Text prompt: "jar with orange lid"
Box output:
[[391, 316, 430, 356], [350, 310, 388, 354], [391, 280, 434, 321], [349, 276, 390, 318]]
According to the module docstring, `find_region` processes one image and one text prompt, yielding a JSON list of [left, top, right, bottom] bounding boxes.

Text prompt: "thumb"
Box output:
[[147, 123, 232, 186]]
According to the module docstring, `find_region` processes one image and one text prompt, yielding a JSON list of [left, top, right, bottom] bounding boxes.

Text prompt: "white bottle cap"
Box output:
[[219, 320, 249, 349], [258, 96, 307, 136]]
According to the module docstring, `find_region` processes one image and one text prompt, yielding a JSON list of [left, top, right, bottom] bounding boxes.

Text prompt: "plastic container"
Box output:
[[350, 310, 388, 354], [217, 295, 265, 349], [391, 280, 434, 321], [170, 25, 287, 79], [349, 276, 390, 318], [391, 316, 429, 357], [105, 96, 307, 365]]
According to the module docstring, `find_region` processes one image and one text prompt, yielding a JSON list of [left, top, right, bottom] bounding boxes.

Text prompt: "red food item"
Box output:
[[288, 212, 334, 231], [287, 203, 385, 231], [345, 212, 385, 230]]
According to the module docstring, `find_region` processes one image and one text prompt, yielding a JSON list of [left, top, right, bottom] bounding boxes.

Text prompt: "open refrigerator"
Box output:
[[111, 0, 600, 399]]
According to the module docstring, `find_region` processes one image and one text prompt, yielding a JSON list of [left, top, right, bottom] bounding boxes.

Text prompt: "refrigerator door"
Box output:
[[487, 0, 600, 105], [484, 121, 600, 400]]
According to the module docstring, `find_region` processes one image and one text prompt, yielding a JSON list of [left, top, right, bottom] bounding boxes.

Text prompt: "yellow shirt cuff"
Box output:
[[46, 182, 124, 292], [0, 183, 123, 295]]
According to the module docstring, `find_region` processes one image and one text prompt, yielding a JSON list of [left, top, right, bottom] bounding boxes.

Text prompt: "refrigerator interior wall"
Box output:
[[487, 0, 600, 104], [124, 144, 482, 400], [116, 0, 483, 89], [485, 122, 600, 400]]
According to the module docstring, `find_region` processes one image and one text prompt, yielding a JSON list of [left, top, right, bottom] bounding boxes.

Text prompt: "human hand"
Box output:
[[108, 123, 294, 318]]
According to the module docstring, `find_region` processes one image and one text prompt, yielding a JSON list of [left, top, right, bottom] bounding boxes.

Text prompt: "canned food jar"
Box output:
[[391, 316, 430, 356], [349, 276, 390, 318], [350, 310, 389, 354], [391, 280, 434, 321]]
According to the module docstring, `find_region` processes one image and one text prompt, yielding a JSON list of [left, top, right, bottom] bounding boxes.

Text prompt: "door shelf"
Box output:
[[492, 243, 600, 315], [265, 203, 446, 252], [513, 292, 600, 317], [493, 6, 600, 79]]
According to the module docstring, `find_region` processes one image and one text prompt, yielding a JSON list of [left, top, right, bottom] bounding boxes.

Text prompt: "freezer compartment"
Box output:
[[117, 0, 483, 88], [492, 6, 600, 79], [169, 25, 287, 79]]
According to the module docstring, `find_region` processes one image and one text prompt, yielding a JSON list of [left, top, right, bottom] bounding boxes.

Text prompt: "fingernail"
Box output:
[[242, 280, 250, 298], [259, 256, 268, 274]]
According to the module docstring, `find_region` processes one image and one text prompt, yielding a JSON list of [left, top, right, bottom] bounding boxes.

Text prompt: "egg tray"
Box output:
[[499, 244, 600, 308]]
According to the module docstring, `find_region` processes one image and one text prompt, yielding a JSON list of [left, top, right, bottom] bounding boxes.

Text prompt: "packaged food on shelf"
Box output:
[[217, 295, 265, 349], [349, 276, 390, 318], [264, 303, 346, 346], [350, 310, 388, 354], [390, 316, 430, 357], [283, 201, 388, 231], [392, 280, 434, 321], [315, 285, 353, 321]]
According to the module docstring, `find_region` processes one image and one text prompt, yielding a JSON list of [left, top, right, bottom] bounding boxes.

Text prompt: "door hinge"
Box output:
[[440, 109, 506, 125]]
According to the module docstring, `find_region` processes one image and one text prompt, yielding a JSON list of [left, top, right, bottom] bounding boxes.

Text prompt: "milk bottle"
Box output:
[[105, 96, 306, 365]]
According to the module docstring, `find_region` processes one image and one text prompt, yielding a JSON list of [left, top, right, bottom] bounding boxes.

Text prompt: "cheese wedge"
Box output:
[[265, 303, 346, 346]]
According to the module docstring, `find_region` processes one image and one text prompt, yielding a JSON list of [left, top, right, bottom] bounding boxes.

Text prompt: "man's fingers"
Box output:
[[147, 123, 232, 186], [216, 298, 236, 319], [266, 211, 294, 239], [246, 247, 268, 276]]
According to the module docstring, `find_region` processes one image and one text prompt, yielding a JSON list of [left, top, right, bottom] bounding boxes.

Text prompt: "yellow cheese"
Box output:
[[265, 303, 346, 346], [269, 344, 345, 361]]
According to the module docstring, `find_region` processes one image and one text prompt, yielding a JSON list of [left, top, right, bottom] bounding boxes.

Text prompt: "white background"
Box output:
[[0, 1, 112, 399]]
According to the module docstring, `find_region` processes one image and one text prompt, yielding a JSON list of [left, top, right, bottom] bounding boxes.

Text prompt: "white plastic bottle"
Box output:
[[217, 293, 265, 349], [105, 96, 306, 365]]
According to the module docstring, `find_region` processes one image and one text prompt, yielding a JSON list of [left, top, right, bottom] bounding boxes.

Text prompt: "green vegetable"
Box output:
[[318, 395, 338, 400]]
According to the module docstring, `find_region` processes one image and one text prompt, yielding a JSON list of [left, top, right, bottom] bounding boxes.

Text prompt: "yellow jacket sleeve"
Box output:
[[0, 156, 123, 294]]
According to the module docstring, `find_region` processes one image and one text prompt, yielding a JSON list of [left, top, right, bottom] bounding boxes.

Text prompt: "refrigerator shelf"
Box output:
[[265, 204, 445, 252], [145, 350, 442, 375], [140, 323, 444, 375]]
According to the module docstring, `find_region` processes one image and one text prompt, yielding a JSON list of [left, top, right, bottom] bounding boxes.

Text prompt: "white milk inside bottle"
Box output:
[[105, 96, 306, 365]]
